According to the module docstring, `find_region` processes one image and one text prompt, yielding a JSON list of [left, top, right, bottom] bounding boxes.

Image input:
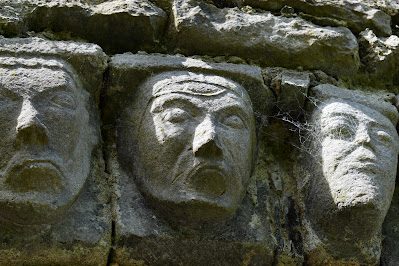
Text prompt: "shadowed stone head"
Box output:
[[304, 85, 399, 241], [119, 71, 256, 226], [0, 56, 98, 225]]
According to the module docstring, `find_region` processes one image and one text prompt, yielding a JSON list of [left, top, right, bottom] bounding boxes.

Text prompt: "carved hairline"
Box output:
[[136, 71, 254, 112], [308, 84, 399, 126], [0, 55, 78, 85], [0, 55, 92, 107]]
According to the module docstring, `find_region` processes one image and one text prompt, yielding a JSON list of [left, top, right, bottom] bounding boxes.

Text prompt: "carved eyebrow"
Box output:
[[369, 120, 396, 134], [321, 112, 357, 124], [32, 84, 78, 98], [324, 111, 396, 134], [0, 84, 20, 98], [323, 111, 356, 120], [151, 97, 201, 114], [216, 104, 251, 121]]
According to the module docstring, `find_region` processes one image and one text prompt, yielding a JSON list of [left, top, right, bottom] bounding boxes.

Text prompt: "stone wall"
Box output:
[[1, 0, 399, 265]]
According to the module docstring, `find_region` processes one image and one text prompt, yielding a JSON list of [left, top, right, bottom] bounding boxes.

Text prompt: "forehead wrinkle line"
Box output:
[[12, 81, 79, 99], [320, 112, 358, 125], [321, 100, 396, 123], [152, 92, 250, 114], [1, 68, 79, 94], [150, 94, 200, 113], [153, 80, 228, 93]]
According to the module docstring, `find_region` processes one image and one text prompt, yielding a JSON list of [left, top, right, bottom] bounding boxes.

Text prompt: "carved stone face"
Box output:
[[0, 66, 92, 225], [307, 99, 399, 239], [133, 73, 255, 225]]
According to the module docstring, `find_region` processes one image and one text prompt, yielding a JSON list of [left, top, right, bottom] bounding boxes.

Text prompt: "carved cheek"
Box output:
[[153, 115, 191, 147], [321, 138, 353, 179], [0, 93, 22, 169], [41, 105, 81, 155], [222, 127, 251, 170]]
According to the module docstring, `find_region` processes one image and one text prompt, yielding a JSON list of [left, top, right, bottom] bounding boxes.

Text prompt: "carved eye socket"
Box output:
[[50, 91, 77, 110], [0, 89, 20, 104], [161, 108, 191, 123], [376, 130, 392, 143], [325, 124, 355, 140], [222, 115, 245, 129]]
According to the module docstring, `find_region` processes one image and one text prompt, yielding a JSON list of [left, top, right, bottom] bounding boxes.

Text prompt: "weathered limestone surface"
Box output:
[[0, 0, 167, 53], [359, 29, 399, 86], [1, 0, 399, 265], [241, 0, 392, 36], [273, 71, 311, 119], [168, 0, 360, 77]]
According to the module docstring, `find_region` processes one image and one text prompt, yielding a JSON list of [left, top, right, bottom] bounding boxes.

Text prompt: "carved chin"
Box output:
[[0, 161, 80, 226], [0, 195, 74, 226], [140, 168, 244, 226]]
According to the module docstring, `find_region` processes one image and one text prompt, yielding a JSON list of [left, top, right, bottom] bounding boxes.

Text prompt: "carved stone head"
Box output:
[[304, 85, 399, 241], [119, 71, 256, 225], [0, 56, 97, 225]]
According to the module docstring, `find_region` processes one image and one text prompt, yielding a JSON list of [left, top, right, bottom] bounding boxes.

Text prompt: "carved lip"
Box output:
[[188, 163, 228, 178], [341, 161, 382, 175], [186, 164, 228, 196], [4, 159, 65, 192], [10, 160, 63, 173]]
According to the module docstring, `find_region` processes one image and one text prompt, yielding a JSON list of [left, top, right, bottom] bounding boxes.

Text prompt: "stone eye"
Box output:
[[376, 130, 391, 143], [326, 124, 354, 140], [162, 108, 191, 123], [50, 92, 76, 110], [0, 89, 20, 103], [222, 115, 245, 129]]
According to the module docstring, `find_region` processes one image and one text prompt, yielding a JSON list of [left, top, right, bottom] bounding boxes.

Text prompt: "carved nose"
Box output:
[[193, 116, 223, 158], [356, 130, 371, 145], [15, 100, 49, 145]]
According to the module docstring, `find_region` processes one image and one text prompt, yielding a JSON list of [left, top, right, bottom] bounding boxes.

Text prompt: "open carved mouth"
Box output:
[[4, 160, 65, 193], [186, 165, 228, 197]]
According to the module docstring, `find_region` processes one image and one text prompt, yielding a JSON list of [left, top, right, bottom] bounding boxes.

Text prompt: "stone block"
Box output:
[[167, 0, 360, 77], [275, 71, 310, 119], [241, 0, 392, 36], [105, 54, 277, 265], [359, 29, 399, 85], [0, 0, 167, 54]]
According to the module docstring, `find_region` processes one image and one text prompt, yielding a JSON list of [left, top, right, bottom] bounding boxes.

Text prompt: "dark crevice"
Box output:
[[285, 197, 304, 256], [158, 2, 173, 54], [99, 63, 111, 175], [99, 62, 116, 266], [106, 221, 117, 266], [211, 0, 241, 9]]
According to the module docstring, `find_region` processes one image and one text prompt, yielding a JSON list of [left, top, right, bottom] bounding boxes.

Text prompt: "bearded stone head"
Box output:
[[304, 84, 399, 241]]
